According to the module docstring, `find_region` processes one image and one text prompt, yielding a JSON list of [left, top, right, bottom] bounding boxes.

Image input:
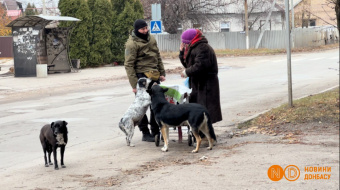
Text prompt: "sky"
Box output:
[[19, 0, 60, 15], [20, 0, 59, 9]]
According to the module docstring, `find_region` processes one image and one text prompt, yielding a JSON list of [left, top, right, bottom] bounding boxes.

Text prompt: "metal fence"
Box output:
[[1, 27, 338, 57], [153, 27, 339, 52], [0, 36, 13, 57]]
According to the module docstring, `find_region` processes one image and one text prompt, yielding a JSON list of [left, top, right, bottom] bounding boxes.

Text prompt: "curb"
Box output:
[[239, 85, 340, 125]]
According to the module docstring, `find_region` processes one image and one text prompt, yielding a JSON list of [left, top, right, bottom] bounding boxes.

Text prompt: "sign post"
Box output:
[[151, 4, 161, 21]]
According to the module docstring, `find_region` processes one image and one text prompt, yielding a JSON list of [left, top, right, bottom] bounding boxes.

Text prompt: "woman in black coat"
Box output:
[[179, 29, 222, 123]]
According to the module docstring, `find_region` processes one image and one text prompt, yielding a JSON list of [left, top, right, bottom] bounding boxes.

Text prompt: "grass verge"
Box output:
[[160, 43, 339, 59], [238, 87, 339, 129]]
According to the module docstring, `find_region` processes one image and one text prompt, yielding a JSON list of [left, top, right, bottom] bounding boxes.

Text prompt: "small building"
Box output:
[[182, 0, 285, 32], [143, 0, 286, 33], [6, 15, 80, 77], [0, 0, 23, 20], [291, 0, 337, 28]]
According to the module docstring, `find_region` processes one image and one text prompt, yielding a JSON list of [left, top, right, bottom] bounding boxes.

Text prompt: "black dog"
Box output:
[[148, 85, 217, 153], [39, 120, 68, 170]]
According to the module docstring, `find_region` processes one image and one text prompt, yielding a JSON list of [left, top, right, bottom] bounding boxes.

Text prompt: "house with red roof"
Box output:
[[0, 0, 23, 20]]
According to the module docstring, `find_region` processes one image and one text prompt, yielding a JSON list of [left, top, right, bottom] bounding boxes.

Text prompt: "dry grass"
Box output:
[[160, 43, 339, 59], [238, 87, 340, 129]]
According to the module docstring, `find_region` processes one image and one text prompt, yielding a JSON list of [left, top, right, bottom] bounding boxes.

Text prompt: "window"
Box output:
[[220, 21, 230, 32], [244, 20, 253, 31], [309, 19, 316, 27], [248, 21, 253, 31]]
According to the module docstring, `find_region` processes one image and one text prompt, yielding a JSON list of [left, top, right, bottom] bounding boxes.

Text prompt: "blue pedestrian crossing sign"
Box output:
[[150, 21, 162, 34]]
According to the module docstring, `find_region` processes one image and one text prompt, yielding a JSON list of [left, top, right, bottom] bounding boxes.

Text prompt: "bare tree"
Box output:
[[184, 0, 240, 32], [293, 0, 338, 28], [237, 0, 277, 30], [141, 0, 239, 34], [21, 0, 60, 16], [240, 0, 285, 31], [292, 0, 311, 28], [324, 0, 340, 31], [140, 0, 155, 20]]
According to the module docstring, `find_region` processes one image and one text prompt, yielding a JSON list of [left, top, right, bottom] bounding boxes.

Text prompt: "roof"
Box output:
[[2, 0, 22, 10], [275, 0, 303, 9], [217, 0, 284, 14], [6, 15, 80, 27]]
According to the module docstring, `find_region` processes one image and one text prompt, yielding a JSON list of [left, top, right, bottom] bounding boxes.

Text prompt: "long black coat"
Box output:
[[179, 37, 222, 123]]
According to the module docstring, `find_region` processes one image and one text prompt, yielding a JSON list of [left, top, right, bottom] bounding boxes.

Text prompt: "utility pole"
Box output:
[[42, 0, 46, 15], [291, 0, 295, 48], [285, 0, 293, 107], [245, 0, 249, 49]]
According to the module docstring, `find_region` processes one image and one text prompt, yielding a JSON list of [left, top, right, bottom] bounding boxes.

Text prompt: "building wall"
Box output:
[[182, 11, 284, 33], [293, 0, 336, 28], [311, 0, 336, 26], [248, 12, 284, 31]]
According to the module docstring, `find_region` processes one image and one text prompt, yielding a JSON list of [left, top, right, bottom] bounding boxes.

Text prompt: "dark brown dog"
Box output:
[[39, 120, 68, 170]]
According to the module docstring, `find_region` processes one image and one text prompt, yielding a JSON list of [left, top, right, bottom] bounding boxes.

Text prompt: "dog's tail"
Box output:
[[119, 118, 128, 135], [205, 112, 217, 141]]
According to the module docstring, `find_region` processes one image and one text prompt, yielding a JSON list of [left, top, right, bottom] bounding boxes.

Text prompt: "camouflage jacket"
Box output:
[[124, 30, 165, 89]]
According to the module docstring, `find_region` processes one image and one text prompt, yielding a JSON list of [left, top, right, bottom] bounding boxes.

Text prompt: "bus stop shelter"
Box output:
[[6, 15, 80, 77]]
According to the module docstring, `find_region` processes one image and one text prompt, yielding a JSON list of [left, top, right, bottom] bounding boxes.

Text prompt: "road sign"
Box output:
[[150, 21, 162, 34]]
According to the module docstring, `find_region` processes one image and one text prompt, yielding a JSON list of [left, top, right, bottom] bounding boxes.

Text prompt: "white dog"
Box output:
[[119, 77, 151, 147]]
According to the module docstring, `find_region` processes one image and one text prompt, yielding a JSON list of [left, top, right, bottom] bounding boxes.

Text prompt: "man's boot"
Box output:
[[138, 115, 154, 142], [141, 128, 155, 142], [150, 109, 160, 137]]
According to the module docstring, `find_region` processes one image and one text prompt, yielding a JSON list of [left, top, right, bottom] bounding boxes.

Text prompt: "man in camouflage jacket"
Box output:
[[124, 19, 166, 142]]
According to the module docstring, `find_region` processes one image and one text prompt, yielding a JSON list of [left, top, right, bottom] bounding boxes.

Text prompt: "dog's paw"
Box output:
[[61, 165, 66, 168], [54, 167, 59, 170], [126, 138, 132, 147], [49, 162, 53, 165], [207, 147, 212, 150], [191, 149, 198, 153], [129, 144, 135, 147], [45, 164, 49, 167]]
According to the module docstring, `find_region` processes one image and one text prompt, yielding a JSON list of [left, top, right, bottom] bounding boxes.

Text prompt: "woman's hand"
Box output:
[[180, 43, 185, 51], [181, 70, 187, 78]]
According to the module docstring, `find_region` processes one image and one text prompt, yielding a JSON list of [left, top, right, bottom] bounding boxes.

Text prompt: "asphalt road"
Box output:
[[0, 49, 338, 189]]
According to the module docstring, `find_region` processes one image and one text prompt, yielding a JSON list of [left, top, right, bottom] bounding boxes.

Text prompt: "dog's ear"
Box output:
[[50, 122, 55, 128], [146, 88, 152, 95], [162, 88, 169, 93], [63, 121, 68, 126], [138, 78, 147, 88]]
